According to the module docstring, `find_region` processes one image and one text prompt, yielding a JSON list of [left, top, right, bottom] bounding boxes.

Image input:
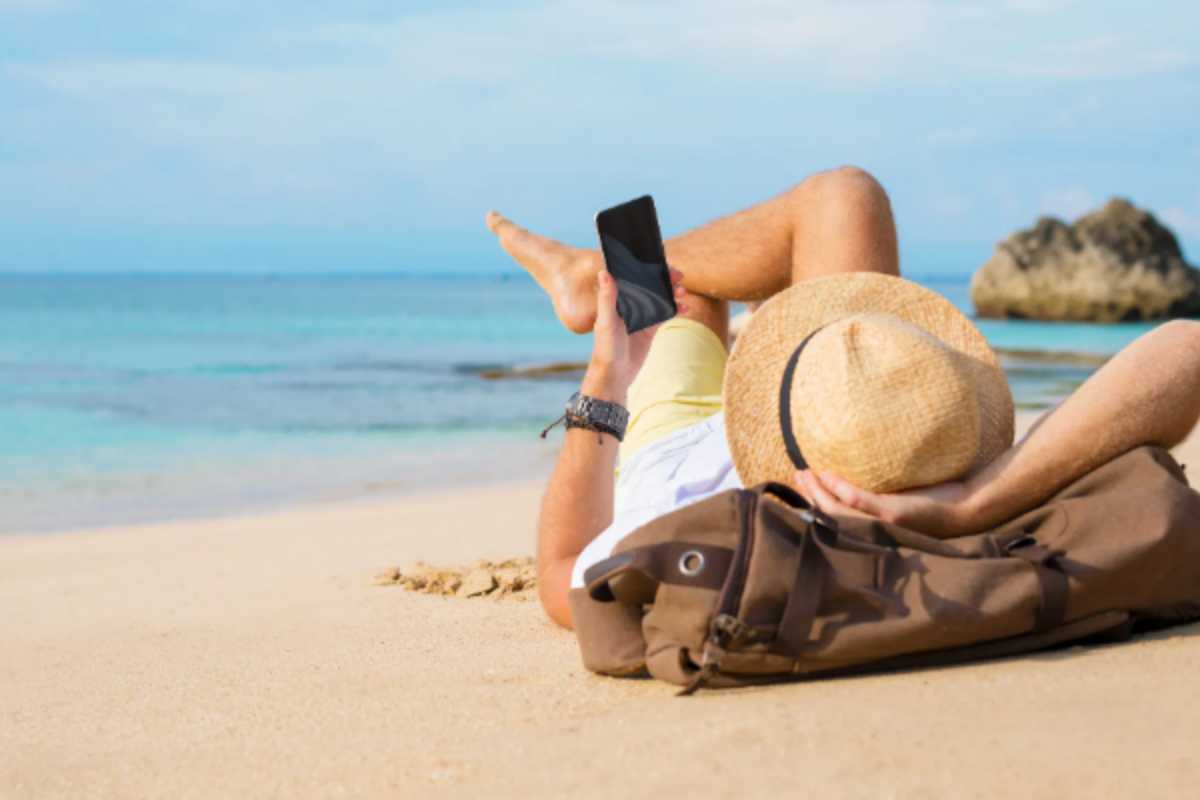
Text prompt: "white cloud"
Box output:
[[1039, 186, 1098, 220], [1017, 35, 1193, 79], [0, 0, 67, 8], [6, 0, 1195, 140], [8, 60, 290, 99], [3, 0, 1197, 237], [1046, 93, 1105, 130], [279, 0, 1196, 89], [1001, 0, 1079, 13]]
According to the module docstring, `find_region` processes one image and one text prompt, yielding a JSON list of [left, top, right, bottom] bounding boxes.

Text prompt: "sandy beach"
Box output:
[[5, 412, 1200, 798]]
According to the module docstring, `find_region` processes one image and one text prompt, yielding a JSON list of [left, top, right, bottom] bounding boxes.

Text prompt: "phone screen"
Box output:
[[595, 195, 677, 334]]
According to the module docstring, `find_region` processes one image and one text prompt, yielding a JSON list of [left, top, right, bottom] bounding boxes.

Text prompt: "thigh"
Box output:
[[664, 191, 798, 302]]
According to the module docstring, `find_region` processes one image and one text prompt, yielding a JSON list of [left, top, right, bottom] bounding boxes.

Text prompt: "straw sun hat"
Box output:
[[724, 273, 1014, 493]]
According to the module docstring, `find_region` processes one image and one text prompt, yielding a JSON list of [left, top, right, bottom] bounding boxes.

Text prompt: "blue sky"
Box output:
[[2, 0, 1198, 275]]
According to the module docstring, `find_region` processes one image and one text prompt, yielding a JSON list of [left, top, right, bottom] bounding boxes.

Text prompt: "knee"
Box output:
[[790, 165, 889, 208], [1158, 319, 1200, 353], [820, 164, 881, 186], [1144, 320, 1200, 387]]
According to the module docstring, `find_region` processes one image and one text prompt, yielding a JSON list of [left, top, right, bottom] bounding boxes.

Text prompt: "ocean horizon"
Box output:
[[0, 272, 1158, 533]]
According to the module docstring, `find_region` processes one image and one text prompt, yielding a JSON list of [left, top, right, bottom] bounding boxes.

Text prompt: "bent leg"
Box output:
[[666, 165, 900, 301], [487, 165, 900, 337], [667, 166, 899, 343]]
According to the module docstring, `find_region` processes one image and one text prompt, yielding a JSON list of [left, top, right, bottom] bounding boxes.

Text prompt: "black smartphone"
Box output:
[[595, 195, 677, 334]]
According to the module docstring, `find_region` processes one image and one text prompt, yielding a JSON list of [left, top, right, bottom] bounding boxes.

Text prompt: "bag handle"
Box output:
[[584, 542, 734, 604], [774, 519, 831, 655], [758, 481, 811, 509]]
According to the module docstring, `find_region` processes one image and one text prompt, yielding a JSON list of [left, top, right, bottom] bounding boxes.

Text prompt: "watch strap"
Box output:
[[540, 391, 629, 441]]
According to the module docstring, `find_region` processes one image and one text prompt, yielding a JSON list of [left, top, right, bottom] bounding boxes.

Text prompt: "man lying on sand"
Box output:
[[486, 166, 1200, 628]]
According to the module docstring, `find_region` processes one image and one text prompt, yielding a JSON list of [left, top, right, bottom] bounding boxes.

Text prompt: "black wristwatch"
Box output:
[[540, 391, 629, 441]]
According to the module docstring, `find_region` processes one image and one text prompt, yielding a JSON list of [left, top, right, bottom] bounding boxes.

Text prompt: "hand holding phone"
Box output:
[[595, 195, 677, 334]]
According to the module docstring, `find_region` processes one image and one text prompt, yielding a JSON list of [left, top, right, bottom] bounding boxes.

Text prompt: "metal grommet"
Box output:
[[678, 549, 705, 577]]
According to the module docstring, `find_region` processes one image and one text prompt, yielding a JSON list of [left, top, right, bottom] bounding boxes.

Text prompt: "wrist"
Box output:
[[957, 479, 1003, 534], [581, 363, 630, 404], [562, 389, 629, 442]]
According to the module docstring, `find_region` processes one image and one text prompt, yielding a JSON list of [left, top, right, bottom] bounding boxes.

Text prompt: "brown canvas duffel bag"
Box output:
[[571, 446, 1200, 693]]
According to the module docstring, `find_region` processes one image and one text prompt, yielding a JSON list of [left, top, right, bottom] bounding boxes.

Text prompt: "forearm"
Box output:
[[963, 321, 1200, 530], [536, 367, 627, 628]]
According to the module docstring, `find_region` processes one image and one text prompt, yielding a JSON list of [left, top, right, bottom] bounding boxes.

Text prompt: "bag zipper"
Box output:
[[678, 489, 757, 695]]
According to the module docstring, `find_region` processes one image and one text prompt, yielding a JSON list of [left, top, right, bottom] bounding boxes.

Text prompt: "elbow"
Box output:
[[538, 584, 574, 630], [536, 557, 576, 630]]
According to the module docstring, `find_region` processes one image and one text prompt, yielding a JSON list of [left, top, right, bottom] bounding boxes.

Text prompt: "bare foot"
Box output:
[[486, 210, 601, 334]]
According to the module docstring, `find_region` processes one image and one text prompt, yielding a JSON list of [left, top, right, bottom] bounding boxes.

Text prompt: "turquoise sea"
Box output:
[[0, 273, 1157, 532]]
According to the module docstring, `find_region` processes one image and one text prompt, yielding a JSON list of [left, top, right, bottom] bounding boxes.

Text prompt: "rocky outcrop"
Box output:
[[971, 198, 1200, 322]]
